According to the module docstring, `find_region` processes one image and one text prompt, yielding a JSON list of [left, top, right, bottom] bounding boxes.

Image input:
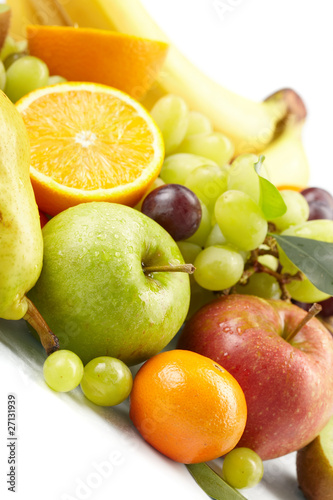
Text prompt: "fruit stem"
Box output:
[[143, 264, 195, 275], [24, 297, 59, 356], [285, 303, 322, 342]]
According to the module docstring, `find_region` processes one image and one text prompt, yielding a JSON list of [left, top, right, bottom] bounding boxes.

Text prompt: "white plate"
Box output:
[[1, 1, 333, 499]]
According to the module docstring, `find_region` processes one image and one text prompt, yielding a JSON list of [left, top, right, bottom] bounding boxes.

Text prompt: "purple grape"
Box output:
[[292, 300, 312, 312], [307, 201, 333, 221], [293, 298, 333, 318], [301, 187, 333, 209], [318, 297, 333, 318], [141, 184, 202, 241]]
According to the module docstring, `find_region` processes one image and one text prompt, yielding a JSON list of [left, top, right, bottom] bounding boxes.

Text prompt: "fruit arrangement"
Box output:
[[1, 1, 333, 499]]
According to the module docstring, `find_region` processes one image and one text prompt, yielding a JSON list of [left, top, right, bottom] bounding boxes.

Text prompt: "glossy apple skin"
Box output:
[[177, 294, 333, 460], [28, 202, 190, 366]]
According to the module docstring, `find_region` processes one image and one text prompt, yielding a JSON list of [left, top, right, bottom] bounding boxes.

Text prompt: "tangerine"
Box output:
[[129, 349, 247, 464]]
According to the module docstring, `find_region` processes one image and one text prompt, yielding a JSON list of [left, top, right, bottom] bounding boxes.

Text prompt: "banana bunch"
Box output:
[[7, 0, 309, 187]]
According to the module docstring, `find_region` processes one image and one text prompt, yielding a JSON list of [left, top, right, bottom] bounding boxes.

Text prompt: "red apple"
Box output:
[[177, 294, 333, 460]]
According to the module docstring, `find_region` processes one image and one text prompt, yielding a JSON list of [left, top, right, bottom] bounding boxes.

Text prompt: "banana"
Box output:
[[52, 0, 292, 155], [8, 0, 309, 187], [262, 116, 310, 189], [6, 0, 72, 40], [6, 0, 36, 40]]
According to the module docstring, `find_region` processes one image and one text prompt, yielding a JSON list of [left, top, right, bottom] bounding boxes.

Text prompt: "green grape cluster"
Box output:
[[0, 36, 66, 102], [144, 94, 329, 309]]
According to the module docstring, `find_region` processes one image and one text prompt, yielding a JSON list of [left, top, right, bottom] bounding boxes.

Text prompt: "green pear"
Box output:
[[297, 416, 333, 500], [28, 202, 191, 366], [0, 90, 43, 320]]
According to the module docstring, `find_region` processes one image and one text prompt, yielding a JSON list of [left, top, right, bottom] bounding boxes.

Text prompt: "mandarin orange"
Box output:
[[129, 349, 247, 464]]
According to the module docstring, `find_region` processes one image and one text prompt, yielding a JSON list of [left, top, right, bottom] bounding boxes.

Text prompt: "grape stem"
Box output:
[[235, 239, 304, 301], [285, 303, 322, 342], [24, 297, 59, 356], [143, 264, 195, 275]]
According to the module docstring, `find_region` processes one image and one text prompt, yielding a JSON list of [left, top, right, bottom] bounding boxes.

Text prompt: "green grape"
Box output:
[[222, 447, 264, 489], [135, 177, 164, 211], [0, 36, 19, 61], [236, 272, 281, 299], [185, 164, 229, 213], [81, 356, 133, 406], [185, 110, 213, 137], [279, 219, 333, 302], [228, 153, 270, 204], [0, 60, 6, 91], [177, 241, 202, 264], [177, 241, 202, 286], [176, 132, 234, 166], [48, 75, 67, 85], [3, 52, 27, 70], [258, 253, 279, 270], [287, 279, 329, 303], [271, 190, 309, 232], [194, 244, 244, 291], [43, 350, 84, 393], [185, 200, 212, 246], [187, 280, 216, 319], [151, 94, 189, 155], [160, 153, 217, 185], [5, 56, 49, 103], [215, 190, 268, 251], [204, 224, 227, 248]]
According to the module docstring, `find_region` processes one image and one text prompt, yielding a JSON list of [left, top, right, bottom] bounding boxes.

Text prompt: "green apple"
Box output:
[[28, 202, 190, 366], [297, 416, 333, 499]]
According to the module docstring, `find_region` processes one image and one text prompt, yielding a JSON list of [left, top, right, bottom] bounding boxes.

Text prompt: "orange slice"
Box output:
[[16, 82, 164, 215], [26, 25, 169, 100]]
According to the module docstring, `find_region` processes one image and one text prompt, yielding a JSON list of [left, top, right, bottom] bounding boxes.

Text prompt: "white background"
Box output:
[[1, 1, 333, 499]]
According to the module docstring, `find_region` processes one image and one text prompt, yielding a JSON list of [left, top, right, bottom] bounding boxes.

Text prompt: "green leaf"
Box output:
[[272, 233, 333, 295], [254, 155, 287, 220], [186, 463, 247, 500]]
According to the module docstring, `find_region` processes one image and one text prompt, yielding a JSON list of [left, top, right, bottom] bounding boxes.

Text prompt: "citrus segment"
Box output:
[[129, 349, 247, 464], [26, 25, 169, 100], [16, 83, 164, 215]]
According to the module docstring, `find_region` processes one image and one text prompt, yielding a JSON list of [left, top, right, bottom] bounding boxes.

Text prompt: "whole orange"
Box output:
[[129, 349, 247, 464]]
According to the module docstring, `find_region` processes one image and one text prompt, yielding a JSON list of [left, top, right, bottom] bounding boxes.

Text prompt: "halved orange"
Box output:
[[16, 82, 164, 215], [26, 25, 169, 100]]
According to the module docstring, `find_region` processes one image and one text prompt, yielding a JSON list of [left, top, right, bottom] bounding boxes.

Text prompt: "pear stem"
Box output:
[[24, 298, 59, 356], [285, 303, 322, 343], [143, 264, 195, 275]]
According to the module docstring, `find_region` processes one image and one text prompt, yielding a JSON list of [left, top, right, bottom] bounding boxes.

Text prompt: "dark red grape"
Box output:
[[292, 300, 312, 312], [318, 297, 333, 318], [308, 201, 333, 221], [293, 297, 333, 318], [141, 184, 202, 241], [301, 187, 333, 209]]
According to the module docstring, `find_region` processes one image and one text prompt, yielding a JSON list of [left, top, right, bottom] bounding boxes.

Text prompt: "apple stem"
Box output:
[[143, 263, 195, 275], [24, 297, 59, 356], [285, 303, 322, 342]]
